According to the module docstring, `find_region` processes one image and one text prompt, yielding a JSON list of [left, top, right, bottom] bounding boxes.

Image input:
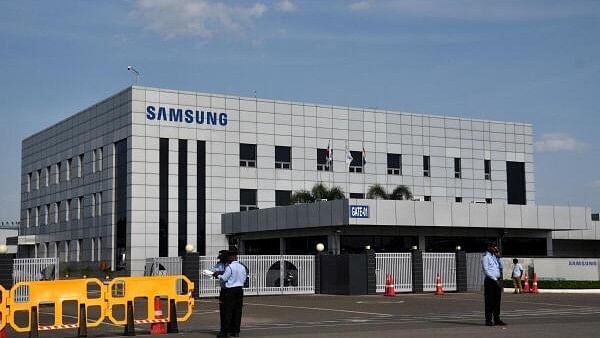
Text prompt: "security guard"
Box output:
[[217, 250, 246, 337], [481, 242, 506, 326], [212, 250, 229, 337]]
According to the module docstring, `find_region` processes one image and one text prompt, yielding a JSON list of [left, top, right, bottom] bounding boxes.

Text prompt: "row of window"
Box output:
[[241, 189, 493, 211], [240, 144, 493, 179], [25, 192, 102, 227], [26, 148, 103, 192], [35, 237, 102, 262]]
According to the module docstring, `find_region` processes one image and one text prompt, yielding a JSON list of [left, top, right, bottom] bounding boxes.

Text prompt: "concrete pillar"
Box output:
[[327, 233, 341, 255], [279, 238, 286, 255], [455, 250, 467, 292], [411, 249, 423, 293], [366, 249, 376, 295], [182, 253, 200, 298], [0, 254, 15, 289], [315, 254, 321, 294], [238, 239, 246, 255], [546, 231, 554, 257], [418, 234, 426, 251]]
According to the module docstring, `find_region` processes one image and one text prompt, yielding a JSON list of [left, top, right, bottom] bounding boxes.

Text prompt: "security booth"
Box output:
[[222, 199, 590, 294]]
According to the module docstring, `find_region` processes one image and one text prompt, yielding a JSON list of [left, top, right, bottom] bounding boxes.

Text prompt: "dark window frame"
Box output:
[[275, 190, 292, 206], [484, 159, 491, 180], [454, 158, 461, 179], [275, 146, 292, 169], [316, 148, 332, 171], [240, 189, 258, 211], [239, 143, 257, 167], [387, 153, 402, 175], [349, 151, 363, 173]]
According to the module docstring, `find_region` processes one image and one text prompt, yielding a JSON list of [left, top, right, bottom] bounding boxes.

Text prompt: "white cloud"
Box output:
[[133, 0, 267, 39], [350, 1, 373, 11], [535, 133, 588, 153], [277, 0, 296, 12]]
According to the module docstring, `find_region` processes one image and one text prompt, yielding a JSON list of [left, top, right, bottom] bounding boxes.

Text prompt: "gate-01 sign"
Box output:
[[350, 205, 369, 218]]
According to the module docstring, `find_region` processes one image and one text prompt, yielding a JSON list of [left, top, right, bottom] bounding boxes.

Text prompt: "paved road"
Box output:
[[5, 292, 600, 337]]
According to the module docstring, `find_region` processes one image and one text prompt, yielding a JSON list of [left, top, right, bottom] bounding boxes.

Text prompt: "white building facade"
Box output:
[[20, 86, 553, 274]]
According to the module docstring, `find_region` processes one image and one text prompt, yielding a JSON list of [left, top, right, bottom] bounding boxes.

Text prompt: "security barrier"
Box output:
[[2, 275, 195, 336], [0, 284, 7, 331], [7, 278, 106, 333], [106, 275, 194, 327]]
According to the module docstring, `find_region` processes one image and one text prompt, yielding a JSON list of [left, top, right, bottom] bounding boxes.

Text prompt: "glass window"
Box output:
[[455, 197, 462, 203], [44, 204, 49, 225], [26, 208, 31, 227], [484, 159, 491, 180], [92, 194, 96, 217], [316, 148, 332, 171], [56, 162, 61, 184], [92, 149, 97, 173], [77, 197, 83, 220], [45, 166, 50, 187], [97, 148, 103, 172], [66, 199, 71, 222], [486, 198, 492, 204], [36, 169, 41, 190], [349, 150, 363, 173], [275, 190, 292, 206], [423, 156, 430, 177], [349, 193, 364, 199], [424, 196, 431, 201], [67, 159, 72, 180], [27, 173, 31, 192], [78, 154, 84, 177], [240, 189, 258, 211], [387, 153, 401, 175], [275, 146, 291, 169], [454, 158, 461, 179], [240, 143, 257, 167], [592, 213, 599, 221], [35, 206, 39, 226], [55, 202, 60, 223]]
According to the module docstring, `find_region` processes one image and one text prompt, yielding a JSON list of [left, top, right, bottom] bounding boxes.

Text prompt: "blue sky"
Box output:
[[1, 0, 599, 220]]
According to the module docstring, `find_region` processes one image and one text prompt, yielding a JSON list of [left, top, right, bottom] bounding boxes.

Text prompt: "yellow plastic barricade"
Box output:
[[0, 284, 7, 331], [7, 278, 106, 333], [106, 275, 194, 326]]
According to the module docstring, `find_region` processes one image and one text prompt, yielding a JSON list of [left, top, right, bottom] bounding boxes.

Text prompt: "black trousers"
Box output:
[[484, 277, 502, 323], [218, 288, 226, 334], [223, 287, 244, 334]]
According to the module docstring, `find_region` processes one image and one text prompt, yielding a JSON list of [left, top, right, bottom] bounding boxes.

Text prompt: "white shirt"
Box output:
[[512, 263, 524, 278]]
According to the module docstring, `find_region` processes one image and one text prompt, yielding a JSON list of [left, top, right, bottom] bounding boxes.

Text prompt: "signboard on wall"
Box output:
[[350, 205, 369, 219], [533, 258, 599, 281]]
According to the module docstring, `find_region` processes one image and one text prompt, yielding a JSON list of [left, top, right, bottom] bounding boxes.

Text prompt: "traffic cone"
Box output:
[[384, 273, 395, 297], [523, 273, 530, 293], [0, 312, 7, 338], [531, 273, 539, 294], [150, 296, 167, 335], [435, 273, 444, 295]]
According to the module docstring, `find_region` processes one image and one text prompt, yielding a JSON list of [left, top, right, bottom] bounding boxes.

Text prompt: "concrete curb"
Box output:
[[504, 287, 600, 294]]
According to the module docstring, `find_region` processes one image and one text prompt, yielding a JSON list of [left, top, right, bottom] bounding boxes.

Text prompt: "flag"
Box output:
[[345, 146, 353, 167], [326, 140, 333, 165], [362, 146, 367, 166]]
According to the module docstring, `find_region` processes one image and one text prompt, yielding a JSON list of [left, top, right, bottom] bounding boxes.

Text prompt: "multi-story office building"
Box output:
[[19, 86, 595, 274]]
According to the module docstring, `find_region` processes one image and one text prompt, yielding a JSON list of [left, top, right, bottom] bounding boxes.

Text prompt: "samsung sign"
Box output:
[[146, 105, 227, 126], [350, 205, 369, 219]]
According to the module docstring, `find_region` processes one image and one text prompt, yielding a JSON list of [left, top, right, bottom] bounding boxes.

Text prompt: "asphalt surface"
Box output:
[[4, 292, 600, 337]]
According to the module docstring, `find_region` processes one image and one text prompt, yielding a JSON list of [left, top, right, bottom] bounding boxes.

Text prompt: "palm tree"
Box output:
[[366, 184, 413, 200], [291, 183, 346, 204]]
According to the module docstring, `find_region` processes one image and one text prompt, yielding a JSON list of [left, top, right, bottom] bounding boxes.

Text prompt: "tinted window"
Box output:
[[275, 190, 292, 206], [240, 143, 257, 161]]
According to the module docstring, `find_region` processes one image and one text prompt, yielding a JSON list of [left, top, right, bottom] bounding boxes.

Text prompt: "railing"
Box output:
[[375, 253, 412, 292], [423, 252, 456, 291], [12, 257, 59, 302], [198, 255, 315, 298], [144, 257, 182, 276]]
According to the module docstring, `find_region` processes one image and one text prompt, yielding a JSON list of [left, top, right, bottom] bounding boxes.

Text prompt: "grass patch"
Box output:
[[503, 280, 600, 289]]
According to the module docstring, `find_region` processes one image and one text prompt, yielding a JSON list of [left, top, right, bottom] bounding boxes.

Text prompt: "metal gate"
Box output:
[[144, 257, 182, 276], [423, 253, 456, 291], [198, 255, 315, 298], [375, 253, 412, 292], [467, 252, 485, 291], [12, 257, 59, 302]]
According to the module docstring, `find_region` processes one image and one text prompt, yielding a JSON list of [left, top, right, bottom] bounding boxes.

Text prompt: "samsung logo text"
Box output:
[[146, 105, 227, 126]]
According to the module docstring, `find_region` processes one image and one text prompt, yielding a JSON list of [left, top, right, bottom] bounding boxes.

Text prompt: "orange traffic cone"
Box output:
[[150, 296, 167, 335], [0, 312, 6, 338], [384, 273, 395, 297], [435, 273, 444, 295], [523, 273, 530, 293], [531, 273, 539, 294]]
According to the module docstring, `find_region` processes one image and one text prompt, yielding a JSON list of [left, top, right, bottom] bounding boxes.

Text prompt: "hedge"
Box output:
[[502, 279, 600, 289]]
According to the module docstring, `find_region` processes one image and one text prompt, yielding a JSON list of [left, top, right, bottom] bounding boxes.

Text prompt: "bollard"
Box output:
[[124, 301, 135, 336], [167, 299, 179, 333], [78, 303, 87, 337]]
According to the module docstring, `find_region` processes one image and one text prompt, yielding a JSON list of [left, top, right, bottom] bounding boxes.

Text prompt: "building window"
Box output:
[[45, 166, 50, 187], [424, 196, 431, 201], [454, 158, 461, 179], [78, 154, 84, 177], [44, 204, 49, 225], [92, 149, 97, 173], [275, 190, 292, 206], [387, 153, 401, 175], [77, 239, 82, 262], [36, 169, 41, 190], [455, 197, 462, 203], [96, 192, 102, 217], [66, 199, 71, 222], [317, 148, 332, 171], [592, 213, 599, 221], [67, 159, 72, 181], [97, 148, 103, 172], [349, 193, 365, 199], [64, 241, 69, 262], [275, 146, 291, 169], [91, 238, 95, 262], [486, 198, 492, 204], [26, 208, 30, 227], [97, 237, 102, 261], [423, 156, 430, 177], [484, 159, 491, 180], [54, 202, 60, 223], [35, 206, 40, 226], [240, 189, 258, 211], [240, 143, 256, 167], [92, 194, 96, 217], [77, 197, 83, 220], [349, 151, 364, 173], [56, 162, 61, 184], [27, 173, 31, 192]]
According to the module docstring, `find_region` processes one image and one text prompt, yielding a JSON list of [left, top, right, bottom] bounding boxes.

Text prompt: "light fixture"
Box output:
[[185, 244, 195, 253], [456, 245, 462, 251], [316, 243, 325, 252], [411, 245, 418, 250]]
